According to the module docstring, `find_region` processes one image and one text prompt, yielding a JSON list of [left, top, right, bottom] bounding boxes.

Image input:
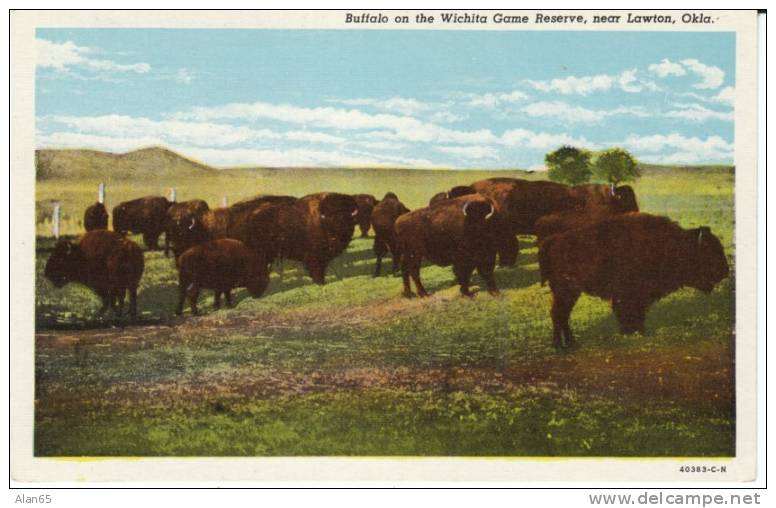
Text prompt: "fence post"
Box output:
[[221, 195, 228, 208], [169, 188, 176, 203], [98, 182, 105, 204], [52, 202, 61, 239]]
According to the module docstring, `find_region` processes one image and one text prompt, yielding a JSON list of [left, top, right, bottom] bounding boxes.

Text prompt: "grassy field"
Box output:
[[34, 161, 735, 457]]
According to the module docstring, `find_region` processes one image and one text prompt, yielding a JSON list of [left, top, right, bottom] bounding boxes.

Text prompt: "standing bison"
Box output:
[[352, 194, 378, 237], [112, 196, 172, 250], [176, 239, 270, 316], [44, 230, 144, 318], [535, 184, 640, 241], [222, 194, 297, 243], [395, 194, 499, 298], [83, 202, 108, 231], [538, 213, 729, 349], [163, 199, 210, 258], [371, 192, 410, 276], [243, 192, 359, 284]]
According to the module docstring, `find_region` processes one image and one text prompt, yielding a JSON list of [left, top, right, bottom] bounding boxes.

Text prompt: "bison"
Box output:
[[83, 202, 108, 231], [435, 178, 585, 267], [175, 239, 270, 316], [535, 185, 640, 241], [112, 196, 172, 250], [395, 193, 499, 298], [371, 192, 410, 276], [163, 199, 211, 258], [538, 213, 729, 349], [44, 229, 144, 318], [222, 194, 297, 243], [352, 194, 378, 237], [243, 192, 359, 284], [428, 185, 477, 207]]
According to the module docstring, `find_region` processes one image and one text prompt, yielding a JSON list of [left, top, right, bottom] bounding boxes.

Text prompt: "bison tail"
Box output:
[[537, 236, 555, 286]]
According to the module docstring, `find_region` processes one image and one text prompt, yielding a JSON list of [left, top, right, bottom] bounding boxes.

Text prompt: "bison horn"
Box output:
[[610, 183, 615, 196], [351, 208, 358, 217], [462, 201, 470, 216], [188, 217, 196, 230], [486, 203, 494, 220]]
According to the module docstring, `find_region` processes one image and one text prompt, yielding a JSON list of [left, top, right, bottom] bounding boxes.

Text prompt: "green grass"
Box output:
[[34, 164, 735, 457]]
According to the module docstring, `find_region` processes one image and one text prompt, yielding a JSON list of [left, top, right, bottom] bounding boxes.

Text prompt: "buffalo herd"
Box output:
[[46, 178, 730, 350]]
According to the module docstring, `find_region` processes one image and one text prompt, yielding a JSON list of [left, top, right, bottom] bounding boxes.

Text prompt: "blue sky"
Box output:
[[36, 29, 735, 168]]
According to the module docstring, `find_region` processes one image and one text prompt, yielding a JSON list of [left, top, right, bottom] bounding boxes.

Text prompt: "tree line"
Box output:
[[544, 146, 640, 186]]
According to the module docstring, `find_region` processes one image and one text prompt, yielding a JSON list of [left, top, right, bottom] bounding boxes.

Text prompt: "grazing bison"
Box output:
[[44, 230, 144, 318], [352, 194, 378, 237], [538, 213, 729, 349], [83, 202, 108, 231], [163, 199, 211, 258], [371, 192, 410, 276], [464, 178, 585, 266], [112, 196, 172, 250], [395, 194, 499, 298], [223, 194, 297, 243], [176, 239, 270, 316], [243, 192, 359, 284]]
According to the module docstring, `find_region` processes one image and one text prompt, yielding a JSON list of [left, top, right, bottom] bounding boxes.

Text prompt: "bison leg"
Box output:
[[373, 236, 387, 277], [128, 287, 138, 319], [114, 290, 126, 316], [176, 283, 187, 316], [551, 289, 580, 350], [97, 291, 111, 316], [497, 235, 519, 267], [400, 253, 414, 298], [164, 232, 171, 257], [213, 290, 222, 309], [407, 255, 429, 297], [453, 261, 475, 297], [477, 257, 499, 296], [187, 284, 201, 316], [143, 231, 162, 251], [304, 256, 327, 285], [612, 298, 648, 334], [360, 222, 370, 238], [225, 289, 234, 308]]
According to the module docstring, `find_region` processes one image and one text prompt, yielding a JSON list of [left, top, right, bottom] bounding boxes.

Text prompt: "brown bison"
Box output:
[[353, 194, 378, 237], [112, 196, 172, 250], [371, 192, 410, 276], [44, 230, 144, 318], [437, 178, 586, 267], [243, 192, 359, 284], [222, 194, 297, 243], [83, 202, 108, 231], [176, 239, 270, 316], [535, 185, 640, 241], [395, 194, 499, 298], [538, 213, 729, 349], [571, 183, 639, 213], [428, 185, 477, 207], [163, 199, 211, 258]]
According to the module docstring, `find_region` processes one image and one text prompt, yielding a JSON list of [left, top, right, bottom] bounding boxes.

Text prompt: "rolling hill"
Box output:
[[35, 146, 216, 181]]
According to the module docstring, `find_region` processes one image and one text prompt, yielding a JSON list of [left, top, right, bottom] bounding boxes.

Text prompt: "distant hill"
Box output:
[[35, 147, 216, 180]]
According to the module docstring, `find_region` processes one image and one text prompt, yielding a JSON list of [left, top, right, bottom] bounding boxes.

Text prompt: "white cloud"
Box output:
[[525, 70, 651, 95], [648, 59, 686, 77], [174, 68, 194, 84], [329, 96, 463, 123], [36, 38, 150, 75], [712, 86, 735, 106], [467, 90, 529, 108], [680, 59, 725, 89], [621, 132, 733, 164], [520, 101, 652, 124], [664, 103, 734, 122], [42, 114, 347, 148], [435, 145, 498, 160], [500, 128, 594, 151]]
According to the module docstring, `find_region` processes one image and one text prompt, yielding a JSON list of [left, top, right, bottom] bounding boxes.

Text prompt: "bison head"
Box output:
[[448, 185, 476, 199], [382, 192, 399, 201], [44, 240, 82, 288], [462, 199, 495, 222], [318, 194, 358, 255], [687, 227, 729, 293], [244, 261, 270, 298], [613, 185, 639, 213]]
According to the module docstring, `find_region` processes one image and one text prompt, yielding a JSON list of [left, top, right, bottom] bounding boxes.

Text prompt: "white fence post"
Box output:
[[222, 195, 228, 208], [98, 182, 105, 204], [52, 202, 61, 239], [169, 188, 177, 203]]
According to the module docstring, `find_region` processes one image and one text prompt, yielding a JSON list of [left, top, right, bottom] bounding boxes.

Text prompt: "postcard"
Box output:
[[10, 9, 761, 483]]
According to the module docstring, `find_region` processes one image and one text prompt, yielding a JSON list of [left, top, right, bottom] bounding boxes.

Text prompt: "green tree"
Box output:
[[545, 146, 592, 185], [592, 147, 640, 185]]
